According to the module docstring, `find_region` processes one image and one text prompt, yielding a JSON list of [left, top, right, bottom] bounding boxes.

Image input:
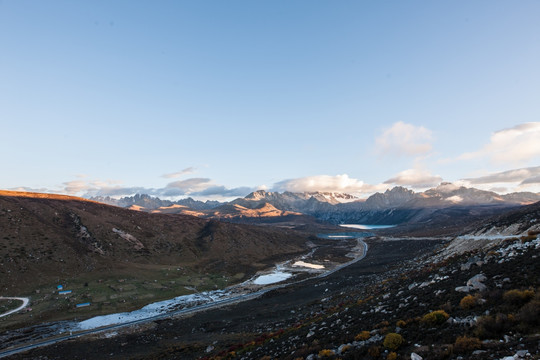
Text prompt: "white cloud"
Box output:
[[460, 166, 540, 193], [162, 167, 196, 179], [464, 166, 540, 185], [459, 122, 540, 165], [521, 175, 540, 185], [273, 174, 386, 195], [57, 176, 254, 200], [8, 186, 51, 193], [384, 168, 443, 188], [63, 180, 93, 194], [375, 121, 433, 157], [165, 178, 213, 193]]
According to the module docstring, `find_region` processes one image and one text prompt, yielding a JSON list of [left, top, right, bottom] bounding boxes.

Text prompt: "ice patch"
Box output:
[[253, 271, 292, 285], [292, 261, 325, 270]]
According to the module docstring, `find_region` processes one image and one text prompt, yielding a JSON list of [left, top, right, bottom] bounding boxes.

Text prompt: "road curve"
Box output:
[[0, 239, 368, 359], [0, 297, 29, 318]]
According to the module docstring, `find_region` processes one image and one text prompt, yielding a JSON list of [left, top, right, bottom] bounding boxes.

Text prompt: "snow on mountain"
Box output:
[[91, 184, 540, 227]]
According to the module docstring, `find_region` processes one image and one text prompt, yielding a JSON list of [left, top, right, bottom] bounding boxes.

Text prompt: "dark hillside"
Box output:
[[0, 191, 309, 294]]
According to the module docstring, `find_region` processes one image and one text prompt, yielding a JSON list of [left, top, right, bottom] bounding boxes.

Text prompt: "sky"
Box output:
[[1, 1, 540, 201]]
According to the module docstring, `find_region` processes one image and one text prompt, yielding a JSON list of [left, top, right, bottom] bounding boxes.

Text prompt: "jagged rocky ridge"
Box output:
[[92, 194, 221, 211], [93, 185, 540, 226]]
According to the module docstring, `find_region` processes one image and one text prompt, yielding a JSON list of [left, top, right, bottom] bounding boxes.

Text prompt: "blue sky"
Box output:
[[1, 1, 540, 200]]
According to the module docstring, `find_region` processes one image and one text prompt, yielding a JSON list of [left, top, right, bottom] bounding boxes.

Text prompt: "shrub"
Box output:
[[355, 331, 371, 341], [474, 313, 513, 339], [503, 289, 534, 306], [375, 321, 390, 329], [520, 235, 537, 243], [387, 352, 398, 360], [368, 346, 380, 358], [460, 295, 477, 310], [318, 349, 335, 358], [383, 333, 404, 351], [396, 320, 406, 328], [453, 336, 482, 353], [517, 299, 540, 328], [421, 310, 449, 326]]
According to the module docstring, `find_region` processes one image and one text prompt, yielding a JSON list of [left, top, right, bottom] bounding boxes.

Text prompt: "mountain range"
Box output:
[[91, 184, 540, 227]]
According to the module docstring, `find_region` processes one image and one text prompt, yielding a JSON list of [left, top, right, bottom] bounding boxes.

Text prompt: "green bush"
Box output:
[[421, 310, 449, 326], [383, 333, 404, 351]]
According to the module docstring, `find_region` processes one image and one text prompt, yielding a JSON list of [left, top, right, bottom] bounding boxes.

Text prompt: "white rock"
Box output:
[[466, 273, 487, 291], [411, 353, 423, 360], [514, 350, 529, 358]]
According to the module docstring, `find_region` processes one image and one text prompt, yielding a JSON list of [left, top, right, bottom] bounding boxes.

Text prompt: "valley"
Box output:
[[0, 191, 316, 330], [0, 190, 539, 359], [4, 2, 540, 359]]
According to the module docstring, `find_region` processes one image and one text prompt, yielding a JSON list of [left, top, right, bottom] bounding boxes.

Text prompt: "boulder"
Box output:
[[466, 274, 487, 292]]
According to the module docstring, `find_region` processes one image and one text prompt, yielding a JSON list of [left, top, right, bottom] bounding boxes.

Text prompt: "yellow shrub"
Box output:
[[503, 289, 534, 305], [460, 295, 477, 309], [368, 346, 380, 358], [454, 336, 481, 353], [318, 349, 335, 358], [355, 330, 371, 341], [396, 320, 406, 328], [387, 352, 398, 360], [421, 310, 449, 326], [383, 333, 404, 351]]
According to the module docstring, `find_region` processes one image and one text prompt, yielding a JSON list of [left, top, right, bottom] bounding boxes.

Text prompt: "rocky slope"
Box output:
[[11, 209, 540, 360]]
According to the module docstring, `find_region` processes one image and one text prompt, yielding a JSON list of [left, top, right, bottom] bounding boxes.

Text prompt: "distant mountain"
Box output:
[[92, 194, 222, 211], [234, 190, 356, 212], [90, 185, 540, 227], [206, 202, 302, 220], [363, 186, 416, 209]]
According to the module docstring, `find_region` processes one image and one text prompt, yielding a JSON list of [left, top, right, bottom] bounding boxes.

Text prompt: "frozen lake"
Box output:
[[340, 224, 396, 230], [252, 271, 292, 285], [75, 290, 229, 330]]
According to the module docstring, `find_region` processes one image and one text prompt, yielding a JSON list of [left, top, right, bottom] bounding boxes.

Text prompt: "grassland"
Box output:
[[0, 264, 246, 331], [0, 299, 22, 315]]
